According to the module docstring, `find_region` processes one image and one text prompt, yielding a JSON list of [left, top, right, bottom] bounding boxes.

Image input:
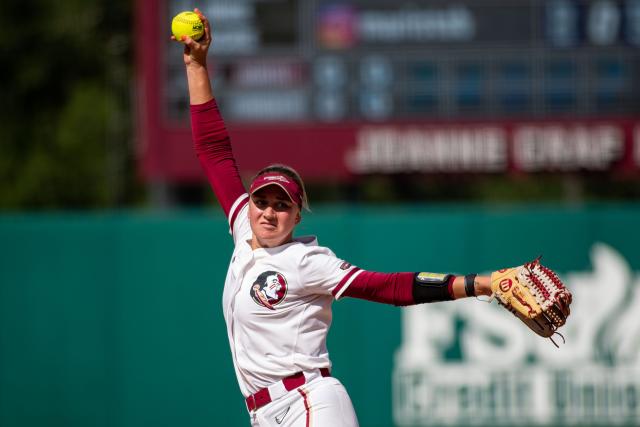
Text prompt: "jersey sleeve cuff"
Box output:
[[332, 268, 363, 300]]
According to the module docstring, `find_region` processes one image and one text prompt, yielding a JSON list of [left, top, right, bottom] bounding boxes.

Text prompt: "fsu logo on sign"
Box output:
[[250, 271, 288, 310]]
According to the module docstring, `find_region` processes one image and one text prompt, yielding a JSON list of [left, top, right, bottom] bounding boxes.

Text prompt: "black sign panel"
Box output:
[[164, 0, 640, 122]]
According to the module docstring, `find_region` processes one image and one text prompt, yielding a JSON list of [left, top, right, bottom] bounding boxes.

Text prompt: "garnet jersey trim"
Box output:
[[228, 194, 249, 236], [332, 267, 363, 299]]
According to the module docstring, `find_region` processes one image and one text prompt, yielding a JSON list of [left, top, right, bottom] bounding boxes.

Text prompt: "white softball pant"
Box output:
[[249, 376, 359, 427]]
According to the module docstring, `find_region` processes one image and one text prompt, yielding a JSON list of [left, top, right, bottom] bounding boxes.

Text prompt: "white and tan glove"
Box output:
[[491, 258, 572, 344]]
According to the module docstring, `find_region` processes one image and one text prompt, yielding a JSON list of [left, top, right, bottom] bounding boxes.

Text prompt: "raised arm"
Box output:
[[175, 9, 247, 219]]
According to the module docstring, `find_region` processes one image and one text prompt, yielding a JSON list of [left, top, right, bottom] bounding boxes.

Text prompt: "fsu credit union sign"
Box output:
[[393, 243, 640, 426]]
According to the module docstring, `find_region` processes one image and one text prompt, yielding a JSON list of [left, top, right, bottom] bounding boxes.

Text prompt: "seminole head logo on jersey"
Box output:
[[250, 271, 288, 310]]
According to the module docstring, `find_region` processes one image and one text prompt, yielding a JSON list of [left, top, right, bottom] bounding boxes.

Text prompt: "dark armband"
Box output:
[[412, 272, 454, 303], [464, 273, 477, 297]]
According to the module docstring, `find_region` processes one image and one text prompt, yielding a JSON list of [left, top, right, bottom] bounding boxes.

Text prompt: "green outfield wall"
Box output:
[[1, 204, 639, 427]]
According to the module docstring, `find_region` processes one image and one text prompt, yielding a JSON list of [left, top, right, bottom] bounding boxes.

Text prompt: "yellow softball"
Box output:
[[171, 11, 204, 42]]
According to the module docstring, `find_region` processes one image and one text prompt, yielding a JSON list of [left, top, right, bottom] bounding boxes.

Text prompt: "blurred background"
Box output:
[[1, 0, 639, 426]]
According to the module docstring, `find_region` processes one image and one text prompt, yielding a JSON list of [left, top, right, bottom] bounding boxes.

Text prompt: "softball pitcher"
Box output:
[[174, 9, 571, 427]]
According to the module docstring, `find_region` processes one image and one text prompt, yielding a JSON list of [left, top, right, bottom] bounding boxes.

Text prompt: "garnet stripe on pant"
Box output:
[[297, 388, 311, 427]]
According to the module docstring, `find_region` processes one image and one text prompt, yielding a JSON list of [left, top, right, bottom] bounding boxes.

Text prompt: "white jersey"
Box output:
[[223, 194, 363, 397]]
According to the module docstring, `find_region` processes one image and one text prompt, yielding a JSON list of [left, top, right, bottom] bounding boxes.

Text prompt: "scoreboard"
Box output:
[[137, 0, 640, 181]]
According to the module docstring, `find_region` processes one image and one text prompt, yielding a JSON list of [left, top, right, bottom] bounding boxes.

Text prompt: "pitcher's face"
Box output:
[[249, 185, 300, 249]]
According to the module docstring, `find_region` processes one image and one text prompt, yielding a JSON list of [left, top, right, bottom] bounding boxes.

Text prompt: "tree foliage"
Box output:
[[0, 0, 135, 209]]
